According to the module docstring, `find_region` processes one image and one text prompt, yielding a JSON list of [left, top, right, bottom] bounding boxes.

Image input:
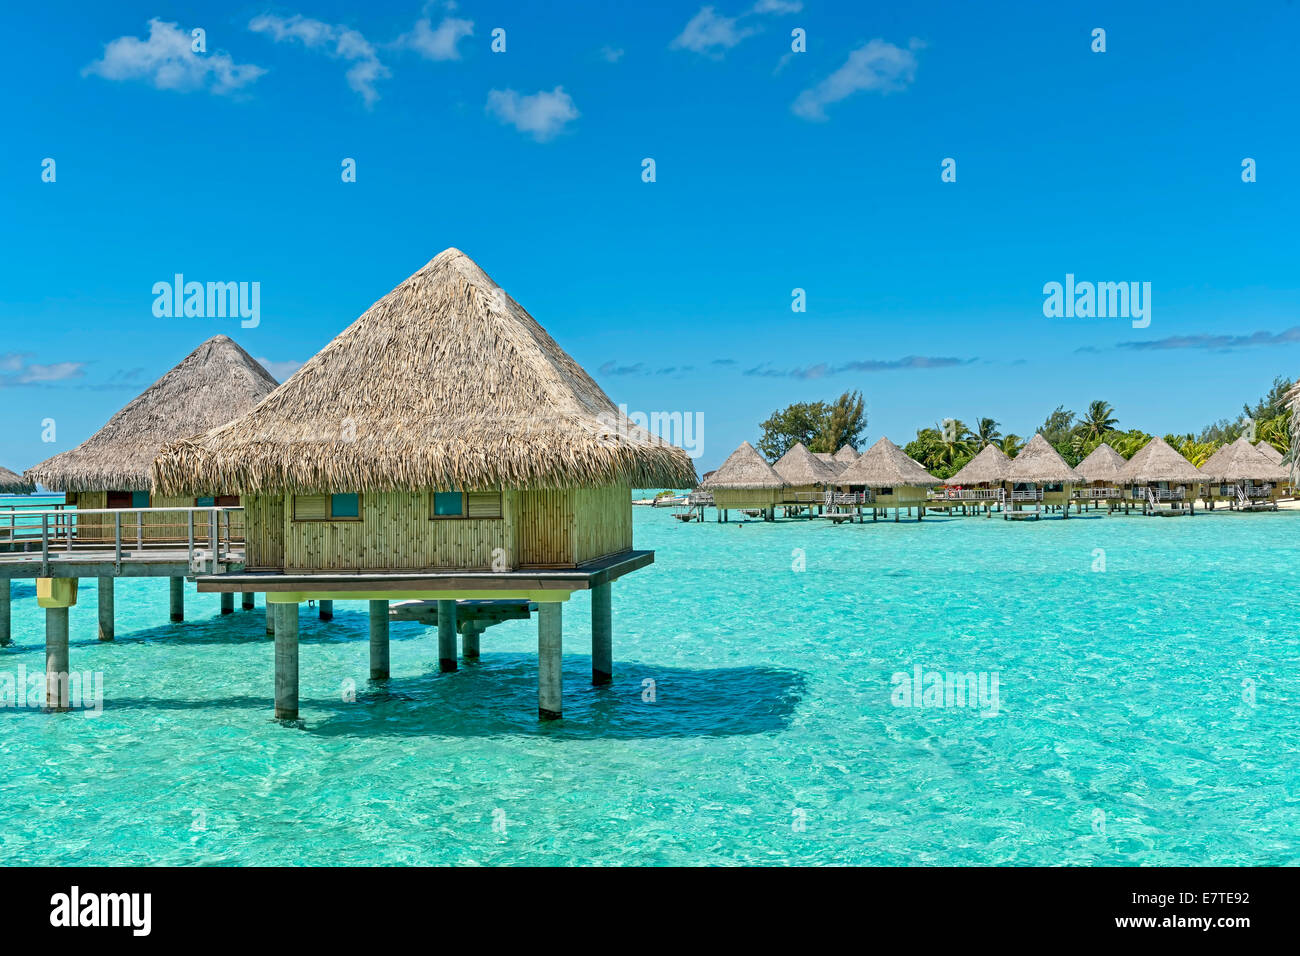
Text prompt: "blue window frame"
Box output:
[[196, 496, 215, 507], [131, 491, 150, 508], [330, 493, 360, 518]]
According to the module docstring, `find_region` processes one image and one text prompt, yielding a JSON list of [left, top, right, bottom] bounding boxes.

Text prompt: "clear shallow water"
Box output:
[[2, 505, 1298, 865]]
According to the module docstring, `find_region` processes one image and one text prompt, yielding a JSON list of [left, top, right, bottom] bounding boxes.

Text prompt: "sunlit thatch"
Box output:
[[773, 442, 841, 486], [0, 465, 34, 494], [1117, 436, 1203, 484], [948, 444, 1010, 484], [1075, 442, 1126, 483], [699, 442, 785, 490], [1198, 436, 1288, 483], [838, 437, 937, 487]]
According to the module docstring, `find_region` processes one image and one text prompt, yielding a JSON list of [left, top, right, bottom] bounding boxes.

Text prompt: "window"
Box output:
[[877, 487, 894, 496], [1045, 483, 1063, 493], [132, 491, 150, 508], [216, 495, 240, 507], [196, 496, 215, 507], [293, 493, 361, 520], [107, 491, 149, 508], [432, 490, 502, 519]]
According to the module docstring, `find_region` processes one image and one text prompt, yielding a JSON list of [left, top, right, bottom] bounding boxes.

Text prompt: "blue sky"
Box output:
[[2, 0, 1297, 474]]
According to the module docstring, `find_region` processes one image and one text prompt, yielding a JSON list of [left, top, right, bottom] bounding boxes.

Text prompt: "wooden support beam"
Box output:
[[538, 601, 562, 720], [319, 599, 334, 621], [220, 592, 234, 615], [265, 602, 274, 637], [591, 582, 612, 685], [169, 576, 184, 622], [274, 602, 299, 721], [437, 599, 457, 672], [45, 606, 70, 712], [97, 576, 114, 641], [462, 623, 481, 659], [0, 578, 10, 647], [242, 592, 255, 610], [368, 600, 389, 679]]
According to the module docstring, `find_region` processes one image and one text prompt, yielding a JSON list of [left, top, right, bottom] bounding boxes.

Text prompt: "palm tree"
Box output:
[[972, 417, 1002, 449], [933, 419, 975, 468], [999, 433, 1024, 456], [1079, 400, 1119, 441]]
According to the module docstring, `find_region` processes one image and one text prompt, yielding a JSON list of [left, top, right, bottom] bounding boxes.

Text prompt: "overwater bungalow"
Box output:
[[835, 437, 937, 521], [1253, 441, 1292, 496], [153, 248, 697, 722], [1073, 442, 1126, 512], [0, 466, 34, 495], [1002, 434, 1080, 519], [1116, 436, 1203, 515], [937, 444, 1010, 515], [773, 442, 840, 514], [698, 442, 786, 521], [25, 335, 277, 538], [1198, 436, 1287, 511]]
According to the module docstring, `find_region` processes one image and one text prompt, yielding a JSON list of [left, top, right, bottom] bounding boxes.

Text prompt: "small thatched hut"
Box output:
[[832, 445, 859, 464], [700, 442, 786, 518], [1073, 442, 1126, 509], [25, 335, 277, 541], [1003, 434, 1080, 518], [773, 442, 841, 505], [1116, 436, 1203, 513], [836, 436, 937, 519], [1198, 436, 1287, 509], [0, 466, 34, 495], [941, 444, 1010, 513]]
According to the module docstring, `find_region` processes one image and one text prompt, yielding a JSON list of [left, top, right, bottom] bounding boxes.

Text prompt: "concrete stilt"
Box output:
[[242, 592, 255, 610], [220, 592, 234, 615], [319, 599, 334, 621], [462, 623, 481, 659], [45, 606, 70, 712], [591, 582, 612, 685], [538, 601, 562, 720], [169, 576, 184, 622], [368, 600, 389, 679], [438, 599, 457, 672], [273, 602, 299, 721], [97, 576, 114, 640], [265, 602, 274, 636], [0, 578, 11, 647]]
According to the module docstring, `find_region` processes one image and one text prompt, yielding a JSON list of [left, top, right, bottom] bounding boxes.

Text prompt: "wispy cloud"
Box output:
[[394, 13, 474, 61], [711, 358, 737, 366], [255, 357, 305, 382], [598, 361, 696, 376], [792, 38, 922, 121], [486, 87, 579, 141], [83, 18, 266, 95], [1113, 326, 1300, 352], [0, 353, 87, 387], [598, 45, 625, 63], [670, 1, 801, 57], [744, 355, 975, 378], [248, 13, 389, 107]]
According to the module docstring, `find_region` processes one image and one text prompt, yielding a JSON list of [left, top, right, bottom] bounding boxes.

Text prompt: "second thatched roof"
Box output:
[[1255, 441, 1284, 465], [699, 442, 785, 490], [1005, 434, 1081, 483], [837, 437, 937, 487], [1117, 436, 1203, 483], [1075, 442, 1126, 483], [773, 442, 841, 486], [832, 445, 859, 463], [0, 465, 35, 494], [948, 444, 1010, 484], [153, 250, 698, 495], [25, 336, 278, 493], [1198, 436, 1288, 483]]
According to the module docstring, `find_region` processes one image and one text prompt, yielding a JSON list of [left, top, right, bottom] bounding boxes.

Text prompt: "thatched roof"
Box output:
[[1075, 442, 1126, 483], [1005, 434, 1081, 483], [832, 445, 859, 463], [1255, 441, 1284, 465], [1117, 436, 1203, 484], [154, 250, 698, 495], [0, 466, 35, 494], [26, 336, 277, 493], [699, 442, 785, 490], [948, 444, 1010, 484], [1198, 436, 1288, 482], [773, 442, 841, 486], [837, 437, 937, 487]]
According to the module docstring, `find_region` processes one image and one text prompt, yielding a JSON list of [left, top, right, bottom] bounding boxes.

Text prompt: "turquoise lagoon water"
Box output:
[[2, 503, 1298, 865]]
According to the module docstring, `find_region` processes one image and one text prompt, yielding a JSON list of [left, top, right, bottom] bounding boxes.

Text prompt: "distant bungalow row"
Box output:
[[683, 432, 1291, 522]]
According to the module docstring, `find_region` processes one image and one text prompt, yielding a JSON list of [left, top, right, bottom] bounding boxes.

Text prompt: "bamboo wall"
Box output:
[[246, 484, 633, 572], [711, 488, 782, 509]]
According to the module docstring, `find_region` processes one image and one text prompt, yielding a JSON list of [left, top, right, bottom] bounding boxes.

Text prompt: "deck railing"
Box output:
[[0, 507, 244, 574], [1009, 489, 1045, 502], [1072, 486, 1122, 499], [823, 491, 875, 506], [932, 488, 1002, 501]]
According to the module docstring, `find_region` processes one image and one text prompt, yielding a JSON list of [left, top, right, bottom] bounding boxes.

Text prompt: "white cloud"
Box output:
[[395, 15, 474, 60], [670, 7, 755, 55], [792, 38, 922, 121], [599, 45, 625, 63], [486, 87, 579, 142], [254, 357, 304, 382], [248, 13, 389, 107], [750, 0, 802, 12], [0, 353, 86, 387], [83, 18, 265, 95]]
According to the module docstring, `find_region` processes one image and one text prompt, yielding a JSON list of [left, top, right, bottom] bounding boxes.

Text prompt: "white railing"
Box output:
[[1010, 489, 1044, 502], [0, 507, 243, 575], [1073, 486, 1121, 499], [687, 491, 714, 506], [824, 490, 875, 506], [932, 488, 1002, 501]]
